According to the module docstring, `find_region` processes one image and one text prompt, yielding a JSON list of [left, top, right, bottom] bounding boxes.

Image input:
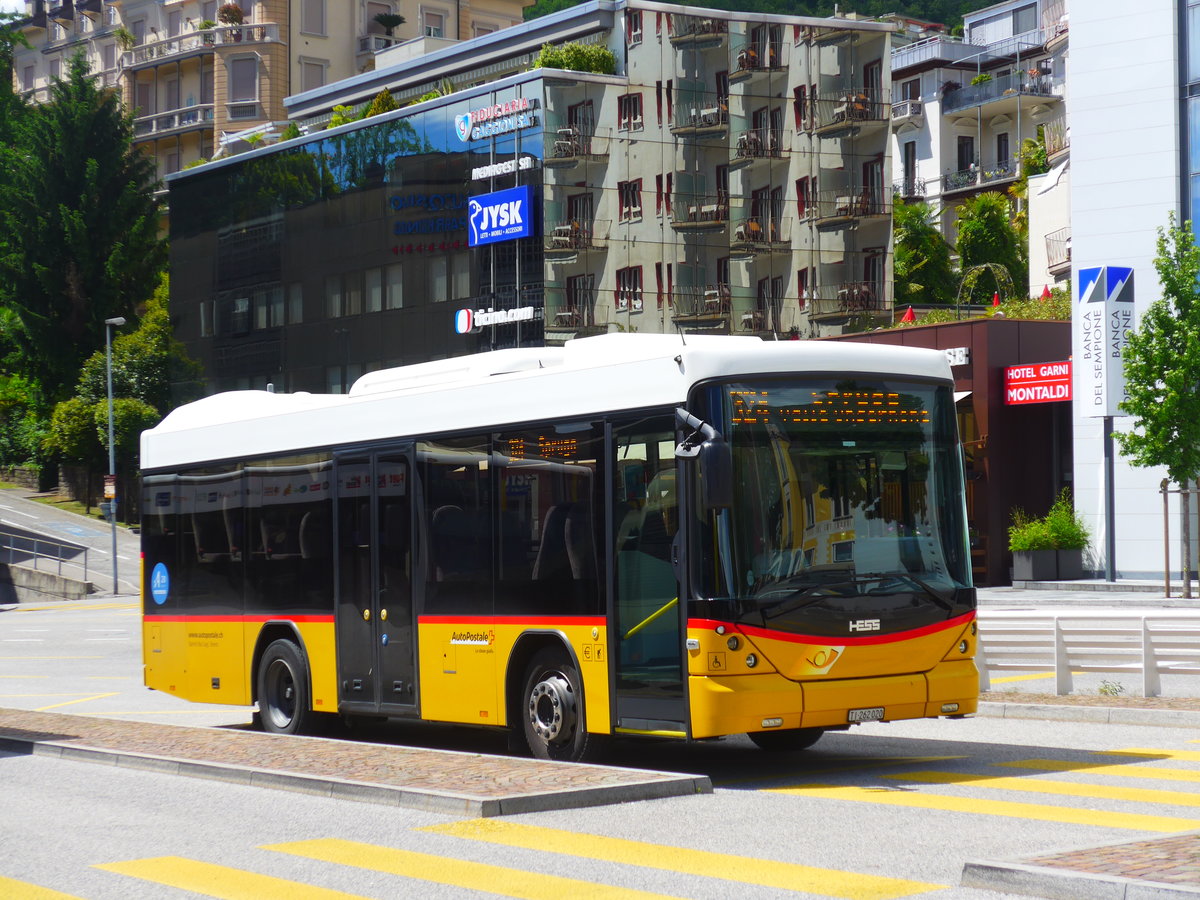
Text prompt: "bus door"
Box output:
[[335, 447, 417, 715], [610, 416, 687, 735]]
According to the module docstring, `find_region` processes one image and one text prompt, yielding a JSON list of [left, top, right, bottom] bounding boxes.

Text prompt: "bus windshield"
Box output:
[[698, 377, 971, 633]]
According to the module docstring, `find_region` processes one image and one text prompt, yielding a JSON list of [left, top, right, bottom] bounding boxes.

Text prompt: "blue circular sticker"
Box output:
[[150, 562, 169, 605]]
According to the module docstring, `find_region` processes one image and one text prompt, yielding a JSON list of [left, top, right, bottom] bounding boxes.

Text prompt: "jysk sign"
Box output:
[[1078, 266, 1134, 417], [468, 186, 532, 247], [1006, 360, 1072, 405]]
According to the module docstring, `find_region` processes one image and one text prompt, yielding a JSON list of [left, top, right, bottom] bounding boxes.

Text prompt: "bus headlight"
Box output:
[[745, 653, 757, 668], [727, 636, 739, 650]]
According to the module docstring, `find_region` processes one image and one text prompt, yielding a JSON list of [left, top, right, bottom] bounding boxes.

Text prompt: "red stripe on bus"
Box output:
[[688, 611, 975, 646], [418, 615, 606, 627]]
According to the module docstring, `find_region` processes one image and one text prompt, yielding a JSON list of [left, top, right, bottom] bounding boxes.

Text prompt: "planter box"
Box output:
[[1056, 548, 1084, 580], [1012, 549, 1057, 581]]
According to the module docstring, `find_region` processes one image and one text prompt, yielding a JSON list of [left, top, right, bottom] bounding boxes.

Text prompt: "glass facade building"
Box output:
[[168, 3, 893, 395]]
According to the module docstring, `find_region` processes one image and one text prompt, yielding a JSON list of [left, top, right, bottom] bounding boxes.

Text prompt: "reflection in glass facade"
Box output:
[[168, 4, 892, 397]]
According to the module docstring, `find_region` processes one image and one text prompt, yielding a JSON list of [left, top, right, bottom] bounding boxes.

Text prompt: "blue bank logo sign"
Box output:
[[151, 562, 170, 605], [1078, 266, 1134, 418], [468, 185, 532, 247]]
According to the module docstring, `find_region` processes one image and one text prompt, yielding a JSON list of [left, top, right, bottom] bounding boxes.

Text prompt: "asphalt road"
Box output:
[[5, 599, 1200, 898]]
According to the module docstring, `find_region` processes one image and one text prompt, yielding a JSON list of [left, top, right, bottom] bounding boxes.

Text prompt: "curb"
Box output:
[[0, 733, 712, 818], [977, 700, 1200, 728], [962, 858, 1200, 899]]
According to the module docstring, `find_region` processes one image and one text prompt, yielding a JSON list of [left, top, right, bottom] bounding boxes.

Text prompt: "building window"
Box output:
[[288, 284, 303, 324], [203, 1, 218, 21], [301, 60, 327, 92], [474, 23, 496, 37], [325, 275, 343, 318], [795, 177, 809, 218], [616, 266, 643, 312], [102, 44, 116, 72], [386, 263, 403, 309], [49, 58, 60, 82], [618, 93, 643, 131], [618, 179, 642, 221], [423, 9, 445, 37], [997, 131, 1010, 168], [367, 2, 391, 34], [655, 174, 663, 215], [626, 10, 642, 46], [302, 0, 326, 35], [168, 10, 182, 37], [229, 57, 258, 103]]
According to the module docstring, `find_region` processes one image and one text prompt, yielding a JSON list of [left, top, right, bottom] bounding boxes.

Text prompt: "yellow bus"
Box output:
[[140, 333, 977, 760]]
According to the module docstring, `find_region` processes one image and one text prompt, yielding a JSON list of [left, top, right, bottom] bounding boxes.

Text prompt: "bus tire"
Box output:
[[747, 727, 825, 752], [520, 647, 590, 762], [257, 638, 313, 736]]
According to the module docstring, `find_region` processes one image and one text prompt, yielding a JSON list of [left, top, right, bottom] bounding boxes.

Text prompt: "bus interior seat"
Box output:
[[299, 509, 331, 559], [563, 504, 596, 580], [192, 513, 230, 563], [532, 504, 571, 582], [431, 505, 469, 581]]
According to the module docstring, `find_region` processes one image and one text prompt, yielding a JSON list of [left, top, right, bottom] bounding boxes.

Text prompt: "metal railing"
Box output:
[[0, 526, 89, 582], [977, 610, 1200, 697], [1045, 226, 1071, 270], [122, 22, 279, 67], [133, 104, 215, 137], [943, 70, 1062, 114]]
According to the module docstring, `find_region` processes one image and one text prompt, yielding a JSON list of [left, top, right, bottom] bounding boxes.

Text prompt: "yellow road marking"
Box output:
[[715, 756, 966, 788], [95, 856, 368, 900], [265, 838, 681, 899], [999, 759, 1200, 784], [35, 692, 117, 711], [767, 783, 1200, 832], [988, 672, 1058, 684], [1106, 748, 1200, 762], [0, 875, 82, 899], [886, 770, 1200, 807], [420, 820, 943, 900]]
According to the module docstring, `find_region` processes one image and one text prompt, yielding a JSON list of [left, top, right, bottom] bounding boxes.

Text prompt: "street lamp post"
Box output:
[[104, 316, 126, 596]]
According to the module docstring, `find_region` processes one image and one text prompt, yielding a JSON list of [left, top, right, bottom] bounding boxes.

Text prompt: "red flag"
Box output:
[[992, 292, 1000, 306], [1041, 284, 1051, 300], [900, 306, 916, 323]]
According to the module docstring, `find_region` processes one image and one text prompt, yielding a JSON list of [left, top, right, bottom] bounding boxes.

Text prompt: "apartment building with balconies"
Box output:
[[889, 0, 1069, 295], [164, 1, 893, 395], [8, 0, 531, 181]]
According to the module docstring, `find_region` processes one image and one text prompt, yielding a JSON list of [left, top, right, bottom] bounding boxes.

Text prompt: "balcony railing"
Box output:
[[1044, 115, 1069, 158], [893, 28, 1048, 72], [815, 92, 889, 132], [731, 40, 784, 76], [942, 69, 1061, 114], [813, 188, 891, 224], [672, 285, 731, 318], [545, 289, 597, 330], [133, 104, 215, 138], [810, 282, 885, 319], [544, 219, 610, 252], [358, 34, 400, 54], [670, 196, 729, 230], [891, 99, 923, 128], [732, 216, 790, 248], [668, 15, 727, 45], [670, 103, 728, 133], [893, 177, 926, 200], [1046, 226, 1071, 272], [122, 23, 279, 67], [734, 127, 785, 160], [942, 156, 1019, 194], [545, 125, 609, 163]]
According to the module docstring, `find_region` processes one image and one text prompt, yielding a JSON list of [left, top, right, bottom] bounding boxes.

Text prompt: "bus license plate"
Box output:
[[848, 707, 885, 723]]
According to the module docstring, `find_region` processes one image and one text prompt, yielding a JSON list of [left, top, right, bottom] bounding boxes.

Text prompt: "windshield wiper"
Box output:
[[857, 572, 957, 612]]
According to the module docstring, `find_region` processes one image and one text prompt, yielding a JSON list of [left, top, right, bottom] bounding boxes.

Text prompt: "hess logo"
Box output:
[[848, 618, 881, 633]]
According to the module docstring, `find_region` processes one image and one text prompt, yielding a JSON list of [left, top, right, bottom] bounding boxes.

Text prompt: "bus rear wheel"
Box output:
[[258, 639, 313, 736], [520, 648, 591, 762], [747, 727, 825, 752]]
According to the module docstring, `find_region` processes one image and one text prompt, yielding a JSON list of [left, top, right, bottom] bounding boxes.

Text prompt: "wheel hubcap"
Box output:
[[528, 672, 575, 744], [267, 660, 295, 727]]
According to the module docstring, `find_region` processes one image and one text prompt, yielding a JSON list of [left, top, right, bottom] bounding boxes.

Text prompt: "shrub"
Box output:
[[531, 41, 617, 75], [1009, 489, 1089, 552]]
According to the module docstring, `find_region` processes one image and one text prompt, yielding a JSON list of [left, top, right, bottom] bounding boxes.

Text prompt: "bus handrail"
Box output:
[[0, 525, 89, 583]]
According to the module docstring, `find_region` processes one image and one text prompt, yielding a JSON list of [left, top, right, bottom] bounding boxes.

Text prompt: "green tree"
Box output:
[[0, 52, 165, 403], [1116, 212, 1200, 597], [954, 192, 1026, 305], [74, 277, 203, 415], [893, 200, 956, 306], [363, 89, 400, 118]]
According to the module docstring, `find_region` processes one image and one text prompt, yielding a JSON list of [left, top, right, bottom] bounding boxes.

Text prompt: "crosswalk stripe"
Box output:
[[715, 756, 966, 788], [264, 838, 679, 899], [0, 875, 82, 899], [998, 759, 1200, 783], [767, 783, 1200, 832], [1105, 748, 1200, 762], [885, 770, 1200, 807], [421, 819, 943, 899], [93, 856, 369, 899]]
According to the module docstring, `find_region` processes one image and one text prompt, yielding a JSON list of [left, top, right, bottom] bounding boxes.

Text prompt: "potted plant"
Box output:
[[113, 25, 136, 52], [217, 3, 243, 40], [1008, 489, 1090, 581], [1008, 507, 1056, 581], [197, 19, 217, 43], [373, 12, 405, 37]]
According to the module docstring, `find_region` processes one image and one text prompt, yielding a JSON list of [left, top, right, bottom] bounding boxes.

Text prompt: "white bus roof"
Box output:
[[141, 334, 953, 472]]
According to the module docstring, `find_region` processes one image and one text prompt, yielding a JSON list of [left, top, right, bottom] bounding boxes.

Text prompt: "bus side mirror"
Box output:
[[698, 437, 733, 510]]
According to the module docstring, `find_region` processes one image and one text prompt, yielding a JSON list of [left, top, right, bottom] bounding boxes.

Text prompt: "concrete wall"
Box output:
[[0, 564, 93, 603]]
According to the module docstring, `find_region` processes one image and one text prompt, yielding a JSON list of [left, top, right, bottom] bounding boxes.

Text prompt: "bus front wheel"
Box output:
[[520, 648, 590, 762], [747, 727, 825, 752], [258, 639, 313, 736]]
